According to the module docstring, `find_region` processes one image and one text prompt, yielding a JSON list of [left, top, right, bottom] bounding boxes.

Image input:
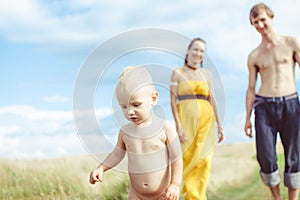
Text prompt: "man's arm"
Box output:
[[244, 53, 258, 138], [292, 36, 300, 68]]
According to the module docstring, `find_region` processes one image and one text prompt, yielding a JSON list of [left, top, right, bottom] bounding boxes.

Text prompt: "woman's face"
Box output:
[[187, 40, 206, 66]]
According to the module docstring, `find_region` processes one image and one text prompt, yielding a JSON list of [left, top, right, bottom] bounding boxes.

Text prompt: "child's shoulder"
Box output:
[[162, 120, 172, 128], [120, 123, 132, 134], [161, 120, 178, 142], [121, 123, 132, 128], [162, 120, 176, 134]]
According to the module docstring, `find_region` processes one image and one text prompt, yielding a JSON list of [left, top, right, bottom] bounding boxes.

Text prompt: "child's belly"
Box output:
[[129, 167, 170, 197], [127, 147, 169, 173]]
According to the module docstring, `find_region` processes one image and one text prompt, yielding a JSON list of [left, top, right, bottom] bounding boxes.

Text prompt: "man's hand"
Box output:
[[244, 120, 253, 138]]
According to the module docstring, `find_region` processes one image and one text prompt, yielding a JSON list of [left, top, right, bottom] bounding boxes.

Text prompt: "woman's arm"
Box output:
[[170, 69, 186, 143], [206, 71, 224, 142]]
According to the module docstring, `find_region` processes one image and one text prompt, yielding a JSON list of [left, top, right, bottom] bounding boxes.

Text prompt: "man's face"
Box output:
[[250, 10, 273, 35]]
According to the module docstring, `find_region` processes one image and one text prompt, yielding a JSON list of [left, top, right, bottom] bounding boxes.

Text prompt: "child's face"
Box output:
[[117, 85, 158, 126]]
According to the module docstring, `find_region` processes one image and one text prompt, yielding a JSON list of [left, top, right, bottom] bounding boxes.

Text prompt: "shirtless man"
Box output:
[[244, 3, 300, 200], [90, 67, 183, 200]]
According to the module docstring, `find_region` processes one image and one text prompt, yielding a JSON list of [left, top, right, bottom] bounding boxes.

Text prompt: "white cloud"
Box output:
[[0, 104, 115, 158], [1, 0, 300, 158], [0, 105, 72, 135], [73, 108, 113, 121], [0, 0, 99, 44], [42, 95, 70, 103], [0, 125, 20, 136], [0, 133, 83, 159], [0, 1, 296, 42], [0, 0, 299, 72], [0, 105, 111, 123]]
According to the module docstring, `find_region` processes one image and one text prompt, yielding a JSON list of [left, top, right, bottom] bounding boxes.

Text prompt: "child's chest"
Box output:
[[122, 131, 167, 154]]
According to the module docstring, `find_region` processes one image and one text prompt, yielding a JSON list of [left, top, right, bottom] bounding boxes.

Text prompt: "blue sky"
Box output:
[[1, 0, 299, 159]]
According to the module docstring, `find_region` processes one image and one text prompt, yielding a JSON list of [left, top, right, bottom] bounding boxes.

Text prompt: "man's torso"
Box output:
[[251, 35, 296, 97]]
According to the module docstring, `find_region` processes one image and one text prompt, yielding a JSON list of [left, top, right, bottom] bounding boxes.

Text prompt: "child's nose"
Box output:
[[127, 107, 135, 115]]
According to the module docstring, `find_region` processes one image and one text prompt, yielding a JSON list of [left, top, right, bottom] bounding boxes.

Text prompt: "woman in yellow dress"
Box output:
[[170, 38, 224, 200]]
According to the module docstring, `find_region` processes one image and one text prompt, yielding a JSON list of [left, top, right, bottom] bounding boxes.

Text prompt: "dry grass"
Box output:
[[0, 142, 291, 200], [0, 155, 129, 200]]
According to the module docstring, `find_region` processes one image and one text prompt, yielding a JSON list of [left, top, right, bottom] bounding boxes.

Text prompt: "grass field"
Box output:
[[0, 156, 129, 200], [0, 148, 293, 200], [207, 153, 289, 200]]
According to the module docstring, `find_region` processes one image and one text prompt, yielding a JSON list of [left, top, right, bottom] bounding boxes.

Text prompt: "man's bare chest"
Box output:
[[255, 45, 293, 70]]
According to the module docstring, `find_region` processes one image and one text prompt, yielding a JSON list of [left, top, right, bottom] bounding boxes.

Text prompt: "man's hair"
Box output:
[[249, 3, 274, 24]]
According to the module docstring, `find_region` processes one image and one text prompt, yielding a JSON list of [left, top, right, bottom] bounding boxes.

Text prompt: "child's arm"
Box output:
[[89, 131, 126, 184], [160, 121, 183, 199], [161, 156, 182, 200]]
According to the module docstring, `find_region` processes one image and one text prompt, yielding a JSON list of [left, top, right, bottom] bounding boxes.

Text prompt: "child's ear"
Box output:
[[152, 91, 159, 105]]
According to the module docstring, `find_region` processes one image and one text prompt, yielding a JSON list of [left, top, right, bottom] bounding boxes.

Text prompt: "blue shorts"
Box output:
[[254, 93, 300, 189]]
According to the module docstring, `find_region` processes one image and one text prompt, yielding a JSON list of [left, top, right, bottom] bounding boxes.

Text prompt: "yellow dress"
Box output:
[[177, 80, 216, 200]]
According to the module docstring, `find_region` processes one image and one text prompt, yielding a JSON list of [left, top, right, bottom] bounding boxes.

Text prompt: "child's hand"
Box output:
[[159, 184, 180, 200], [89, 167, 104, 184]]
